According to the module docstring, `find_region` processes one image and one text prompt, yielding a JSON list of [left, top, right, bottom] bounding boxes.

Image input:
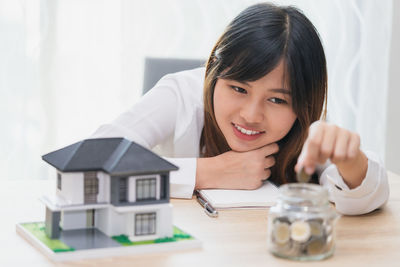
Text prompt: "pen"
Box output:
[[195, 190, 218, 218]]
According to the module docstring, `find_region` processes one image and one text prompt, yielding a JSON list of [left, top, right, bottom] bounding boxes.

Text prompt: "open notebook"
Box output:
[[197, 181, 279, 209]]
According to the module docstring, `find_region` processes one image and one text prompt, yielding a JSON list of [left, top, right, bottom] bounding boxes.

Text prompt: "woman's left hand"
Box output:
[[295, 121, 368, 189]]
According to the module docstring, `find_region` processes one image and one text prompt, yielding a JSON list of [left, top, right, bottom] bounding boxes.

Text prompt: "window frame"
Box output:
[[134, 212, 156, 236], [135, 176, 157, 201]]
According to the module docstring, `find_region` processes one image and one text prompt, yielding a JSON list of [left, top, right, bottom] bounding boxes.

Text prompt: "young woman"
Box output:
[[92, 3, 389, 215]]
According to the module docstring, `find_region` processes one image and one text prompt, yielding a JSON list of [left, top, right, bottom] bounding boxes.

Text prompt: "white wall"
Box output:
[[385, 1, 400, 174], [57, 172, 84, 205], [156, 203, 173, 238], [97, 208, 127, 236], [61, 210, 87, 230], [97, 172, 110, 203]]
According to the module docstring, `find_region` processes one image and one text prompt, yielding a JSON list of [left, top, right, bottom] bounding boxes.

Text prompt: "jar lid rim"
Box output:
[[278, 183, 329, 205]]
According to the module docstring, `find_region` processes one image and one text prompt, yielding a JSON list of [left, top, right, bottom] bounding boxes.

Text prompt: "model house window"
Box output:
[[135, 212, 156, 236], [119, 177, 128, 202], [136, 178, 156, 200], [84, 172, 99, 204], [85, 177, 99, 194], [57, 173, 62, 190]]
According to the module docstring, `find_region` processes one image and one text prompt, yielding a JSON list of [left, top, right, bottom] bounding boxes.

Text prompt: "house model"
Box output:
[[16, 137, 200, 261], [42, 137, 178, 241]]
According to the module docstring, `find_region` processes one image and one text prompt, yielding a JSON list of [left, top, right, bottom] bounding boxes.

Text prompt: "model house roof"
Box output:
[[42, 138, 178, 175]]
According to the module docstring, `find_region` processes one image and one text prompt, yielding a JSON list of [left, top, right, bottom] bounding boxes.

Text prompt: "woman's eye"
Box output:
[[231, 86, 247, 94], [269, 97, 287, 104]]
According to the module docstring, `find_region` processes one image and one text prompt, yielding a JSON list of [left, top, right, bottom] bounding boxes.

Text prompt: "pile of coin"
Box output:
[[269, 216, 335, 259]]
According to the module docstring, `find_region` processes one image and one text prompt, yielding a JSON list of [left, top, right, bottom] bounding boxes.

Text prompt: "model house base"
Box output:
[[16, 138, 201, 261], [16, 222, 201, 262]]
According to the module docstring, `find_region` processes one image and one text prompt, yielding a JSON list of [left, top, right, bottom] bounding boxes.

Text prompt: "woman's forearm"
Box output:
[[335, 150, 368, 189], [195, 157, 219, 189]]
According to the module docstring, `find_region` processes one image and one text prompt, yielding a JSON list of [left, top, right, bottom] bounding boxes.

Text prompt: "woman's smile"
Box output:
[[232, 123, 265, 141]]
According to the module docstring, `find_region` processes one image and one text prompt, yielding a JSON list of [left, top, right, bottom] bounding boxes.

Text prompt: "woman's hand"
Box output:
[[196, 143, 279, 190], [295, 121, 368, 189]]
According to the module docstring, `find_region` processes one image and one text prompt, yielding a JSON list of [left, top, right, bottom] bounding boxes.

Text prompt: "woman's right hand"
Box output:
[[195, 143, 279, 190]]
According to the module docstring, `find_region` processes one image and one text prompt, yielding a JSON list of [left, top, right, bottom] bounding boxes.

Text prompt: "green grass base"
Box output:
[[21, 222, 194, 252], [112, 226, 194, 246], [20, 222, 74, 252]]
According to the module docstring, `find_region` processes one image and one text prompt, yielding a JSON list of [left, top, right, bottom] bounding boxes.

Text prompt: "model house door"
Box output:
[[86, 209, 95, 227], [84, 172, 99, 204]]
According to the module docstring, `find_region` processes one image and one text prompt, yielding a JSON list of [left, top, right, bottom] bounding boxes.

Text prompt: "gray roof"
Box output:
[[42, 138, 178, 176]]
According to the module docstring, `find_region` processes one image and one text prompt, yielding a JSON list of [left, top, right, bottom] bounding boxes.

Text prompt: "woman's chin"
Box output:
[[228, 139, 276, 152], [228, 142, 261, 153]]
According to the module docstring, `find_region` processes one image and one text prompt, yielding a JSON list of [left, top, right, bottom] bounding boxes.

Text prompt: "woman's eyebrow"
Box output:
[[232, 80, 291, 95], [228, 80, 251, 87], [268, 88, 291, 95]]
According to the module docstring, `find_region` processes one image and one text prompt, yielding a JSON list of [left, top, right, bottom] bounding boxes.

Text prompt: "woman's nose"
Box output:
[[239, 101, 264, 124]]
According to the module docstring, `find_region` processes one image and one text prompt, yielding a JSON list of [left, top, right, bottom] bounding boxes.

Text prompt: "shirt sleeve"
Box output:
[[319, 151, 390, 215], [164, 157, 197, 199], [91, 84, 178, 149]]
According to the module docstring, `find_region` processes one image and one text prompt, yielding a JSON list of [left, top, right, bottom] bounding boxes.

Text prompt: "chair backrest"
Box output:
[[142, 57, 205, 95]]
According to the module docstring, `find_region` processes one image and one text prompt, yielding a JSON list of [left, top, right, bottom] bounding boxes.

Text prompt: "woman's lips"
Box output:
[[232, 123, 265, 141]]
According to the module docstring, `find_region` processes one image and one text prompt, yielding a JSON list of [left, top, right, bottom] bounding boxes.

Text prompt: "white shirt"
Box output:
[[92, 67, 389, 215]]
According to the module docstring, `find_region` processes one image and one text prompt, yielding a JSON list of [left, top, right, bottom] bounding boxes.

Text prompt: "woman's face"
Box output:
[[213, 60, 297, 152]]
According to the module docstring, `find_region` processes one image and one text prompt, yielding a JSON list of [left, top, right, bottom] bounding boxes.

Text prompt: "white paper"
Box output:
[[198, 181, 279, 209]]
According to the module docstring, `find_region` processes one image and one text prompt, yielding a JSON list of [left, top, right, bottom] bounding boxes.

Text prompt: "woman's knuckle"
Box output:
[[257, 161, 265, 169], [320, 146, 331, 157], [308, 138, 320, 147], [333, 152, 345, 162], [266, 157, 275, 166], [273, 143, 280, 153], [348, 151, 357, 160]]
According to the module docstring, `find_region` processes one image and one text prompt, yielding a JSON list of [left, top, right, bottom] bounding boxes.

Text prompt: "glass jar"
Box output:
[[267, 183, 340, 261]]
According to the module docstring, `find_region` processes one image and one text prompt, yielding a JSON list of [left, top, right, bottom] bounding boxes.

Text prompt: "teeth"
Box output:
[[234, 124, 262, 136]]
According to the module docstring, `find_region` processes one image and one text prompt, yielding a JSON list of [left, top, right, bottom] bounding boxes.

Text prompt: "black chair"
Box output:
[[142, 57, 205, 95]]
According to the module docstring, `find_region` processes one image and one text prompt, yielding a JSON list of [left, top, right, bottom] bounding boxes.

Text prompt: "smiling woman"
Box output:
[[92, 2, 389, 216], [201, 3, 327, 185]]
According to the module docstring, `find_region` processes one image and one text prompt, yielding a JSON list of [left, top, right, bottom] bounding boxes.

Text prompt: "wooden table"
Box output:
[[1, 172, 400, 266]]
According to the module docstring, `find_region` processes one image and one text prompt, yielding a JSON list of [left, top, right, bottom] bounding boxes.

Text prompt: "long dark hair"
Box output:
[[200, 3, 327, 185]]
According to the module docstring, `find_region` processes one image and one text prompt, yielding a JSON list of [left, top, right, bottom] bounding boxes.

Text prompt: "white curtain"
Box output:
[[0, 0, 393, 180]]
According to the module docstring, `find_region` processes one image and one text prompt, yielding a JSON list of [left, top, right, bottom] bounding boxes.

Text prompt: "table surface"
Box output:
[[1, 172, 400, 267]]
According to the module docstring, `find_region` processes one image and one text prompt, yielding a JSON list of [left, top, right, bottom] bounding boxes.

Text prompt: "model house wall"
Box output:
[[96, 203, 173, 242], [57, 172, 84, 205], [56, 171, 110, 205], [97, 172, 110, 203], [57, 172, 170, 235], [96, 208, 125, 237], [61, 210, 87, 230]]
